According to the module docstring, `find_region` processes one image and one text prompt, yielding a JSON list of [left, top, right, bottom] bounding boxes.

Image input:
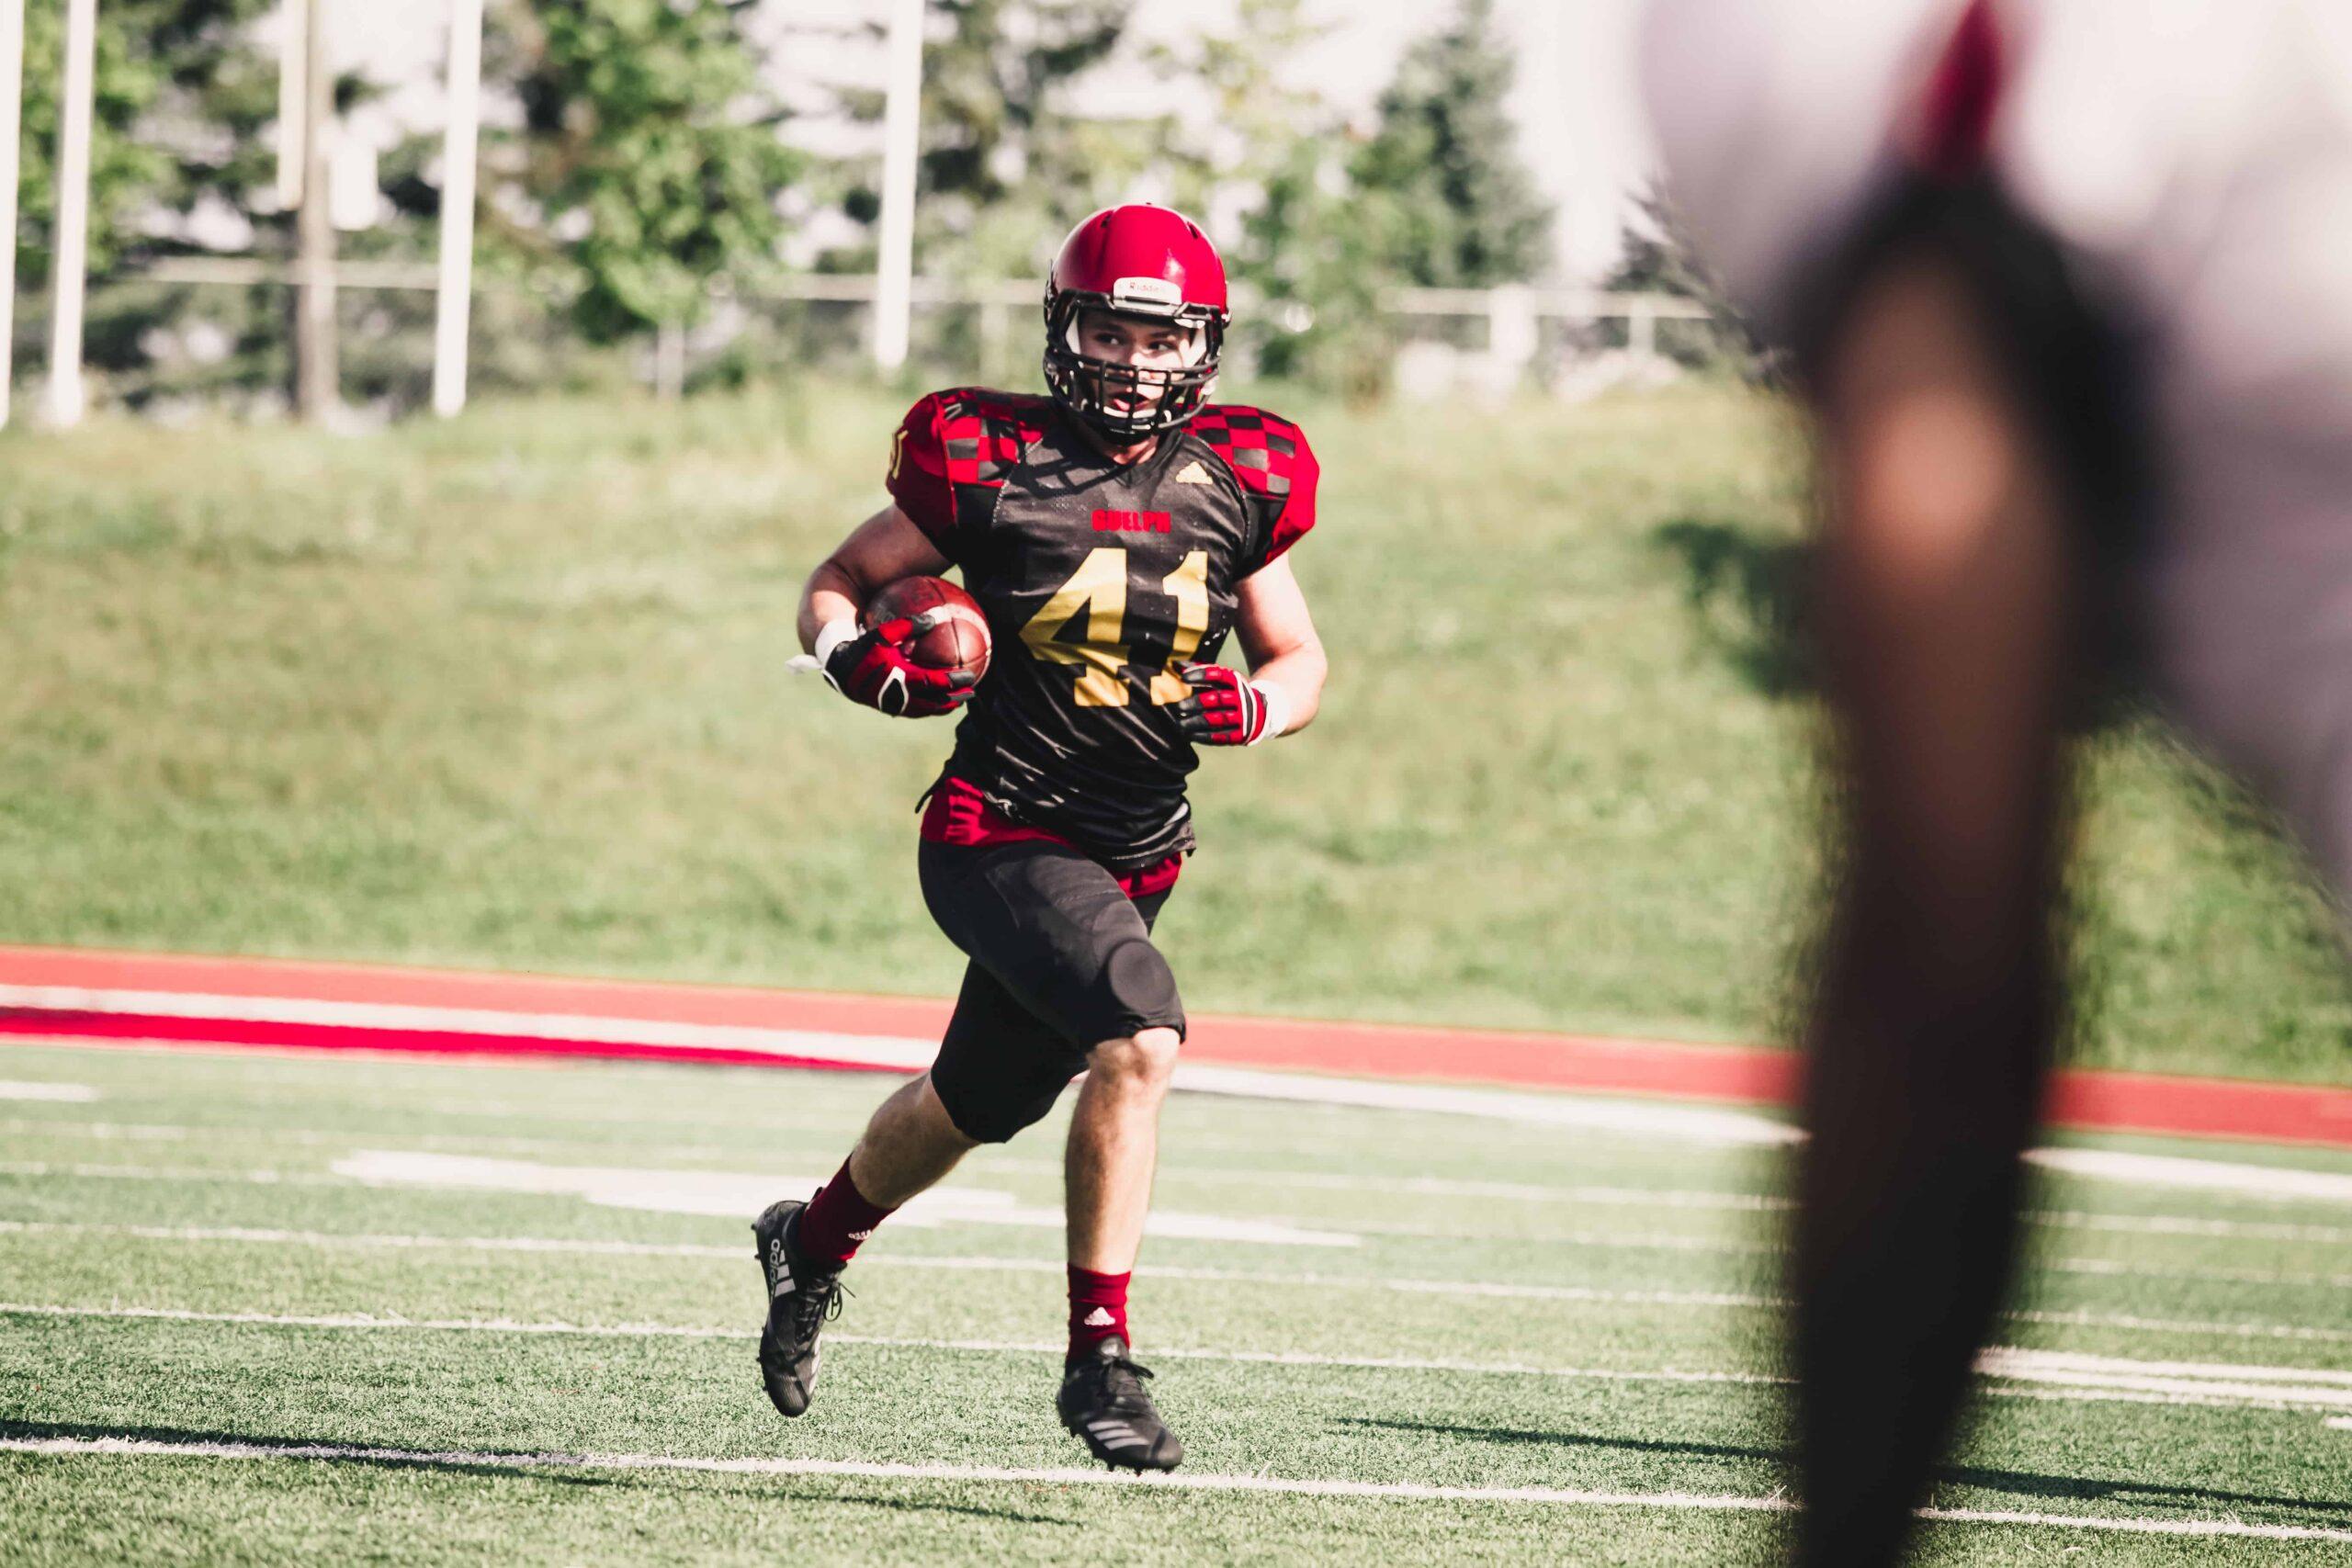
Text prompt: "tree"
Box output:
[[820, 0, 1141, 282], [6, 0, 311, 404], [1350, 0, 1552, 289], [1141, 0, 1393, 392], [12, 0, 277, 289], [1148, 0, 1326, 220], [1601, 180, 1767, 374], [1234, 132, 1400, 396], [478, 0, 797, 346]]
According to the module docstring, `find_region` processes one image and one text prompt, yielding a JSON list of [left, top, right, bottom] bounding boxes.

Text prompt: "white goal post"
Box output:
[[40, 0, 94, 426], [0, 0, 21, 430], [433, 0, 483, 417], [10, 0, 487, 427]]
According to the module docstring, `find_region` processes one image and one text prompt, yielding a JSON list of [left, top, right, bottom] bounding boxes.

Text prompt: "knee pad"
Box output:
[[1095, 933, 1185, 1042]]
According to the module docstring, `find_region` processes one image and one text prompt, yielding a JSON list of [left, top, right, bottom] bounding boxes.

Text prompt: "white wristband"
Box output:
[[1252, 681, 1295, 745], [812, 618, 860, 667]]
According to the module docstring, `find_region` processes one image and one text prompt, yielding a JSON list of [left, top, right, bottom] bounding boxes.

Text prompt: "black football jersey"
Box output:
[[887, 389, 1318, 870]]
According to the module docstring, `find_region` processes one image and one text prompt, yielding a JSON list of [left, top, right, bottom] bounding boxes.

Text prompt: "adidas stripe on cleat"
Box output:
[[1057, 1336, 1182, 1472], [752, 1199, 844, 1419]]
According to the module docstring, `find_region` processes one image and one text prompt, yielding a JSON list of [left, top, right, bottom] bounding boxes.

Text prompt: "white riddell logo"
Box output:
[[1082, 1306, 1117, 1327], [1174, 460, 1212, 485]]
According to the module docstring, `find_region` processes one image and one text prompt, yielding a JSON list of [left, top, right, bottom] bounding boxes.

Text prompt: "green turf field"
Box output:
[[1, 381, 2346, 1082], [4, 1044, 2350, 1563]]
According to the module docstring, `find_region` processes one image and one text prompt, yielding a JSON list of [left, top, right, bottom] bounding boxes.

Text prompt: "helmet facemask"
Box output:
[[1043, 288, 1224, 441]]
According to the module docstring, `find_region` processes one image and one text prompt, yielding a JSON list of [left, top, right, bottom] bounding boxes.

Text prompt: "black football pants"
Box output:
[[918, 838, 1184, 1145]]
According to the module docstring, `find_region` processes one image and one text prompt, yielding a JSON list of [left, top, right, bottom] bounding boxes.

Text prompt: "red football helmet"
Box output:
[[1044, 204, 1230, 440]]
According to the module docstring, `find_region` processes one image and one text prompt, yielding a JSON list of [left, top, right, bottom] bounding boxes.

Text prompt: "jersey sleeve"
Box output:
[[886, 394, 959, 556], [1255, 423, 1318, 571], [1193, 406, 1321, 576]]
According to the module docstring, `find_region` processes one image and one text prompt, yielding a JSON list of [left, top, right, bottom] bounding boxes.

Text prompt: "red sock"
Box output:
[[795, 1158, 895, 1269], [1068, 1265, 1132, 1365]]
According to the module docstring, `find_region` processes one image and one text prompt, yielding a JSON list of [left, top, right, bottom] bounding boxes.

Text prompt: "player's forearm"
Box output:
[[1247, 642, 1327, 737], [797, 560, 865, 656]]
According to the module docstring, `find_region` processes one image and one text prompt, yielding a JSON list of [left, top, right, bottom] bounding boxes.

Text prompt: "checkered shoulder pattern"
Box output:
[[934, 387, 1055, 488], [1189, 404, 1319, 570], [888, 387, 1054, 559]]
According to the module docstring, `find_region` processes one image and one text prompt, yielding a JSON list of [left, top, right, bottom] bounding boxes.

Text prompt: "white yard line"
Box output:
[[984, 1156, 1802, 1211], [327, 1150, 1360, 1249], [5, 1184, 2352, 1297], [2047, 1258, 2352, 1291], [1167, 1064, 1796, 1146], [0, 1122, 1800, 1222], [2026, 1148, 2352, 1204], [0, 1160, 353, 1186], [10, 1299, 2352, 1414], [0, 1126, 2290, 1227], [9, 1222, 2342, 1344], [6, 1433, 2351, 1545], [2012, 1309, 2352, 1346], [0, 1081, 97, 1102], [17, 1031, 2352, 1209], [0, 1116, 857, 1151], [0, 1220, 750, 1260], [0, 1224, 1778, 1310], [18, 1222, 2333, 1316], [1987, 1348, 2352, 1388], [0, 1299, 1781, 1389], [1977, 1349, 2352, 1410], [14, 1133, 2333, 1241], [17, 1106, 2352, 1224], [2031, 1211, 2352, 1246]]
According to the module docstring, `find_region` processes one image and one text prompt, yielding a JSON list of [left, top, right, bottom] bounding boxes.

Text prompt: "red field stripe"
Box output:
[[2041, 1071, 2352, 1148], [3, 943, 2347, 1146], [1174, 1015, 1797, 1103], [0, 944, 960, 1038], [0, 1009, 910, 1077]]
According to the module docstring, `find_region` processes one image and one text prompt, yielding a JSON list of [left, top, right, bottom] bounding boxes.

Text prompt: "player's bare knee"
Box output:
[[1088, 1026, 1181, 1095]]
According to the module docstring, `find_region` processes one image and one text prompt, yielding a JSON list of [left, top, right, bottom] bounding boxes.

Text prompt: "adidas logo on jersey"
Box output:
[[1174, 460, 1212, 486]]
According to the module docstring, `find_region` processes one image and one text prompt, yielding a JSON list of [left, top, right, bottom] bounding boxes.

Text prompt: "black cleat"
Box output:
[[1057, 1337, 1182, 1472], [752, 1199, 844, 1418]]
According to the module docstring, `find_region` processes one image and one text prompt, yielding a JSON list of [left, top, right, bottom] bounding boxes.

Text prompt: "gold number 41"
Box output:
[[1019, 547, 1209, 708]]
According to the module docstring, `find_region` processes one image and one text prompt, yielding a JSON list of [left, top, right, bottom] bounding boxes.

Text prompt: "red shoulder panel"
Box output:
[[887, 393, 956, 547], [887, 388, 1053, 553], [933, 387, 1054, 487], [1189, 403, 1319, 569]]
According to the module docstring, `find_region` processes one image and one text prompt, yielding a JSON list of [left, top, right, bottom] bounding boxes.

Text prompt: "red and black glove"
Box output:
[[1173, 661, 1283, 747], [819, 615, 975, 718]]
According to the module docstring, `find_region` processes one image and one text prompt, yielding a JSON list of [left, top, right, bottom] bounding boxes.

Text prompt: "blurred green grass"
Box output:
[[1, 379, 2345, 1081]]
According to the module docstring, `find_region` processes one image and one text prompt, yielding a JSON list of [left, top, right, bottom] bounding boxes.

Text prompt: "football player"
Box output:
[[1644, 0, 2352, 1562], [759, 204, 1328, 1472]]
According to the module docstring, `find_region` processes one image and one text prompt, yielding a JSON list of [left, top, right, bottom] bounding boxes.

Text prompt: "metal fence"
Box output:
[[16, 259, 1737, 417]]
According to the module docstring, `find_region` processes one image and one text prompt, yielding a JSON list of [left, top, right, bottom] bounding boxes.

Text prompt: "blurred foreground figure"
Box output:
[[1644, 1, 2352, 1561]]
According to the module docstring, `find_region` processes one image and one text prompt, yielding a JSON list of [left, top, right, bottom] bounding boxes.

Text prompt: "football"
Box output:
[[864, 574, 992, 683]]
